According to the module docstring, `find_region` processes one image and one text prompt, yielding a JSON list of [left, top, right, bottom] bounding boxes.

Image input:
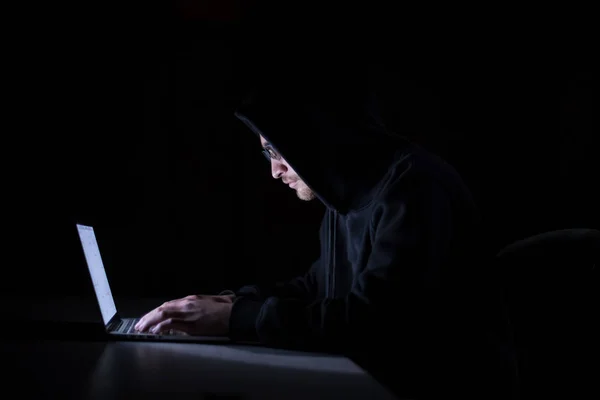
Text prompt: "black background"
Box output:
[[7, 2, 597, 303]]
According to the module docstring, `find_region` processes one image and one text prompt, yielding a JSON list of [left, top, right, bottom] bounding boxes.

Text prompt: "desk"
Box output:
[[6, 296, 401, 399], [3, 339, 400, 399]]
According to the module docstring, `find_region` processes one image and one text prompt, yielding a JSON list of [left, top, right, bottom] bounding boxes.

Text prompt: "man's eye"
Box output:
[[268, 148, 277, 158]]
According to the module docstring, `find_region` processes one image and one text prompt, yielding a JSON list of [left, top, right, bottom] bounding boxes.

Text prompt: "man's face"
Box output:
[[260, 135, 316, 201]]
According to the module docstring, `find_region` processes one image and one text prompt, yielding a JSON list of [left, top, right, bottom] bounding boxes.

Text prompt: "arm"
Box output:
[[135, 230, 323, 336], [222, 213, 328, 301], [229, 179, 463, 351], [231, 258, 320, 301]]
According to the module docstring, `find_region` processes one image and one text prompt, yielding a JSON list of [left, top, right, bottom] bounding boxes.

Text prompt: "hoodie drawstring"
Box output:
[[329, 212, 337, 297]]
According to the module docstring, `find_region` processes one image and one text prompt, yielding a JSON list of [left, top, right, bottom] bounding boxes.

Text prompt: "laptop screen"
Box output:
[[76, 224, 117, 326]]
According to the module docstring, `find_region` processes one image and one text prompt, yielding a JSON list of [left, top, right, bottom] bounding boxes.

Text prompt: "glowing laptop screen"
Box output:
[[76, 224, 117, 325]]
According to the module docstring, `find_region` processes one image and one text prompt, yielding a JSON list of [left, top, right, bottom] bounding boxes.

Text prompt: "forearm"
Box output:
[[228, 291, 395, 352], [224, 258, 320, 301]]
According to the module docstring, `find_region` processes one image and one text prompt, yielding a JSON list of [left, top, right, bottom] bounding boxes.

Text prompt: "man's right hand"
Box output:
[[134, 294, 236, 336]]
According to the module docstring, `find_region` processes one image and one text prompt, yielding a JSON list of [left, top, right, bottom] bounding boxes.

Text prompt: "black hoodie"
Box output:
[[230, 78, 518, 399]]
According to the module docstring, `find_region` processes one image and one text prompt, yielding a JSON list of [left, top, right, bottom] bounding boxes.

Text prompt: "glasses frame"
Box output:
[[262, 146, 281, 162]]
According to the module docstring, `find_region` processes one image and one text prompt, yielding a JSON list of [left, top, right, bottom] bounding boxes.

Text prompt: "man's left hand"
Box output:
[[134, 294, 234, 336]]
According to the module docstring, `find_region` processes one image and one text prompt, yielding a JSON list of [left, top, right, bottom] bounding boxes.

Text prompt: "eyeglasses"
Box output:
[[262, 146, 281, 162]]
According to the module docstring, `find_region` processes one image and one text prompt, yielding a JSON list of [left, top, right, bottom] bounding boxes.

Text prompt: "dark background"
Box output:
[[8, 2, 596, 304]]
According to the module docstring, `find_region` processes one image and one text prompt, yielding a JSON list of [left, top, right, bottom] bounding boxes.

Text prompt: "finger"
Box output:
[[136, 311, 176, 332], [135, 301, 171, 331], [150, 318, 190, 335], [135, 308, 185, 332]]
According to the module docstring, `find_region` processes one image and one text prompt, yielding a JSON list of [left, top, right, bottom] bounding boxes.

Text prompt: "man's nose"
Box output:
[[271, 160, 287, 179]]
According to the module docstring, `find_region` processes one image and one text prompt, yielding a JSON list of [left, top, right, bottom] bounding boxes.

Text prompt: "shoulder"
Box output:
[[371, 144, 478, 222]]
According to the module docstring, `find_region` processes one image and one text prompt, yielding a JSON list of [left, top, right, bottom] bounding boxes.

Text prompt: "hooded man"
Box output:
[[134, 76, 519, 399]]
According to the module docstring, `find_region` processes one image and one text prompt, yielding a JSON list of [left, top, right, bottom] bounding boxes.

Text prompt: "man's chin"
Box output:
[[296, 187, 316, 201]]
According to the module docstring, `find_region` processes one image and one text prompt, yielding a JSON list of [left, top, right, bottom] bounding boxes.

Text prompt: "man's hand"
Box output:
[[134, 294, 235, 336]]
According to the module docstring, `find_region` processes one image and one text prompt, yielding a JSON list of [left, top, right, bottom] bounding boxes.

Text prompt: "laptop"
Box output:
[[76, 223, 231, 343]]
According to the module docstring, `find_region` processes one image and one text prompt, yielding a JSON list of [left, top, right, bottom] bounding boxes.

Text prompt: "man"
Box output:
[[135, 80, 518, 399]]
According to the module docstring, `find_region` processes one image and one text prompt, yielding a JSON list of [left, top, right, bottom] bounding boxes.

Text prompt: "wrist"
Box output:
[[223, 302, 234, 334]]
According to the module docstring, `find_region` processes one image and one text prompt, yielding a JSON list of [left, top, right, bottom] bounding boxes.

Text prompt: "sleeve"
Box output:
[[225, 258, 321, 342], [220, 213, 327, 301], [228, 179, 459, 351], [231, 258, 321, 301]]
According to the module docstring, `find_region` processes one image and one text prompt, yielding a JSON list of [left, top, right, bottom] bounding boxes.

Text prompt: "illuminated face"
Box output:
[[260, 135, 316, 201]]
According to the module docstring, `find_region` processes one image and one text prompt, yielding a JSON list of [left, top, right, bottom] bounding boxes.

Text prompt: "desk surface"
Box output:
[[7, 296, 402, 399], [3, 339, 400, 400]]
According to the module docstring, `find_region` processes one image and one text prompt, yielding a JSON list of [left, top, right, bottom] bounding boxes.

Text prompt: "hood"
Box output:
[[234, 78, 410, 213]]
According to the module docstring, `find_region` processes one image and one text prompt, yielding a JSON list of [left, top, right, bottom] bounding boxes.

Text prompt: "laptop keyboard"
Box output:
[[115, 318, 176, 335], [115, 318, 140, 334]]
